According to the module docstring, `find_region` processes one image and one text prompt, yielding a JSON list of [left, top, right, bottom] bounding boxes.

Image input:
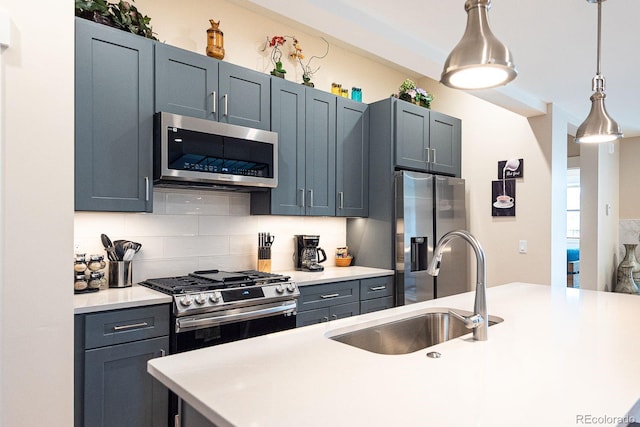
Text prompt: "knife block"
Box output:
[[257, 258, 271, 273]]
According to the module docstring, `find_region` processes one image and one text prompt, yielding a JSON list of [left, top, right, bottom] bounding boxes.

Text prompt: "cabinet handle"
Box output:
[[321, 293, 340, 299], [113, 322, 149, 331], [223, 94, 228, 116], [322, 316, 330, 322], [369, 286, 386, 291], [160, 349, 166, 357], [174, 414, 180, 427], [331, 314, 338, 320], [308, 189, 314, 207], [339, 191, 344, 209], [432, 148, 437, 164], [212, 91, 217, 114], [425, 147, 430, 163], [144, 176, 150, 201], [299, 188, 305, 207]]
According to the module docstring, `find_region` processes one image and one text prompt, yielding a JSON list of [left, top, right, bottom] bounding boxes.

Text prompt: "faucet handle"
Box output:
[[449, 310, 484, 330]]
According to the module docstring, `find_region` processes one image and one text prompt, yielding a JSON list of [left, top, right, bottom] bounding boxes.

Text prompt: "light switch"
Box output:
[[519, 240, 527, 254]]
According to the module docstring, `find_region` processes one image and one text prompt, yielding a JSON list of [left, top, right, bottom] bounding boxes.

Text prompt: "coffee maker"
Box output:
[[294, 235, 327, 272]]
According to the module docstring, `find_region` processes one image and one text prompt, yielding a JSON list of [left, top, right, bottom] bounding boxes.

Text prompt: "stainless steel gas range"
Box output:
[[140, 269, 300, 354], [140, 269, 299, 425]]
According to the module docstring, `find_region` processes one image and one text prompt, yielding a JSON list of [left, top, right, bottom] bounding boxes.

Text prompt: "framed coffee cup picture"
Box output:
[[492, 179, 516, 217]]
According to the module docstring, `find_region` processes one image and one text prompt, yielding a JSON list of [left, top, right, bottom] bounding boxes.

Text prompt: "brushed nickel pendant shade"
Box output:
[[441, 0, 517, 90], [575, 0, 623, 144]]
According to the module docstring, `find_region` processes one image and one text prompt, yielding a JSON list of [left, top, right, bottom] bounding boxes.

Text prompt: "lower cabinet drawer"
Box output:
[[360, 276, 394, 300], [361, 296, 394, 314], [84, 304, 170, 349], [297, 280, 360, 312]]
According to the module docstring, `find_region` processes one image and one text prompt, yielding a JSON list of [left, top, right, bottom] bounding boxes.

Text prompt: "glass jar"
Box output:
[[87, 271, 105, 289], [88, 254, 105, 271], [331, 83, 342, 96], [74, 253, 87, 273], [74, 273, 88, 291], [341, 88, 349, 98], [351, 87, 362, 102]]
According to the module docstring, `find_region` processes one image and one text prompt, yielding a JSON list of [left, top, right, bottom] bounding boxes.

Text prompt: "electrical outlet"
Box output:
[[519, 240, 527, 254]]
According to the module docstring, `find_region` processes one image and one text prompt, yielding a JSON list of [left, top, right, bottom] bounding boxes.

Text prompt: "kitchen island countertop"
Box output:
[[148, 282, 640, 427]]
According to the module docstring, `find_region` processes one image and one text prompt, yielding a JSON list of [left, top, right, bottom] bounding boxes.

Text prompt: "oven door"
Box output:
[[172, 299, 297, 353]]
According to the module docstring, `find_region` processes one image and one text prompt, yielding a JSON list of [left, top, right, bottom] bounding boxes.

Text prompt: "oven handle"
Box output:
[[176, 300, 297, 333]]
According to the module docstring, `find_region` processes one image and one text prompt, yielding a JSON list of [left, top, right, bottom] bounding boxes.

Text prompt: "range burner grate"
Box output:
[[141, 270, 291, 295]]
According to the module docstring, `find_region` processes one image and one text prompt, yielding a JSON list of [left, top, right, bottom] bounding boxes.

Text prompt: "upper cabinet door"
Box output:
[[394, 100, 430, 172], [154, 43, 219, 121], [429, 110, 462, 177], [75, 18, 153, 212], [336, 98, 369, 217], [269, 78, 306, 215], [218, 62, 271, 130], [305, 88, 336, 216]]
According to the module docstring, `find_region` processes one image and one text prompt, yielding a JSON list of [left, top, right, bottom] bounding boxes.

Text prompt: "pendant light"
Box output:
[[575, 0, 623, 144], [441, 0, 517, 90]]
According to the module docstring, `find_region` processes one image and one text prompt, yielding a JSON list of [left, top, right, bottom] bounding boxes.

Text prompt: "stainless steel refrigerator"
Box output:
[[347, 171, 468, 304]]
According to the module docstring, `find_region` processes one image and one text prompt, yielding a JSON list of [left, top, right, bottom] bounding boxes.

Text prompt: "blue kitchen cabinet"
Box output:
[[251, 82, 337, 216], [296, 280, 360, 327], [336, 97, 369, 217], [359, 276, 394, 314], [387, 98, 461, 177], [305, 87, 337, 216], [74, 17, 154, 212], [74, 304, 170, 427], [155, 43, 271, 130]]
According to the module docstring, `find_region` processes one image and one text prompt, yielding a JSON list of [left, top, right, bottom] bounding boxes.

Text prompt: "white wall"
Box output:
[[619, 137, 640, 220], [580, 142, 620, 291], [1, 1, 74, 426]]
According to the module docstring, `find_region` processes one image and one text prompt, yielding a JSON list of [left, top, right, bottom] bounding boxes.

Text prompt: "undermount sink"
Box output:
[[329, 308, 504, 355]]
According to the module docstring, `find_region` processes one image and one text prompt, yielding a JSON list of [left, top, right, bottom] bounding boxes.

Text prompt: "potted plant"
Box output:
[[395, 78, 434, 109], [75, 0, 157, 40], [267, 36, 288, 78]]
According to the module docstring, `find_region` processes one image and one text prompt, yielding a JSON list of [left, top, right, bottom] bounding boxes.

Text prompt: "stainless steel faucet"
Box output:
[[427, 230, 488, 341]]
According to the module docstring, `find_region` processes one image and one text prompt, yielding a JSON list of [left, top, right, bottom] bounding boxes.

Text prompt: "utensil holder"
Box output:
[[109, 261, 132, 288]]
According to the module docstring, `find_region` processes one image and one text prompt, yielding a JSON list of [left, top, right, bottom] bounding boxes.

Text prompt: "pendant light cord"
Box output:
[[592, 0, 605, 92], [596, 0, 602, 76]]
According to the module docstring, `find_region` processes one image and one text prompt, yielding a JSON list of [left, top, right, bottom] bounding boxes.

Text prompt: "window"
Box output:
[[567, 169, 580, 238]]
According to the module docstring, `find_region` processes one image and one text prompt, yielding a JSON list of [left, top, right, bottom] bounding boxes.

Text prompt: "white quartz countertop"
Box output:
[[148, 283, 640, 427], [73, 284, 172, 314], [277, 266, 393, 286]]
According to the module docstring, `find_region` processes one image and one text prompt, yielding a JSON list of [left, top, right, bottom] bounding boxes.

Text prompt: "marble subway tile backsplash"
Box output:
[[74, 189, 347, 283]]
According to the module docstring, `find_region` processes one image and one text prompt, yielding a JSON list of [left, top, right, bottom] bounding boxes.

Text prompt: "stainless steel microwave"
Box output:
[[154, 112, 278, 189]]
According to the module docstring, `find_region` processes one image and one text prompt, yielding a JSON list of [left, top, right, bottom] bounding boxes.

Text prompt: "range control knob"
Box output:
[[286, 283, 296, 293], [209, 291, 221, 303], [275, 284, 285, 294], [180, 296, 193, 307], [195, 294, 207, 305]]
